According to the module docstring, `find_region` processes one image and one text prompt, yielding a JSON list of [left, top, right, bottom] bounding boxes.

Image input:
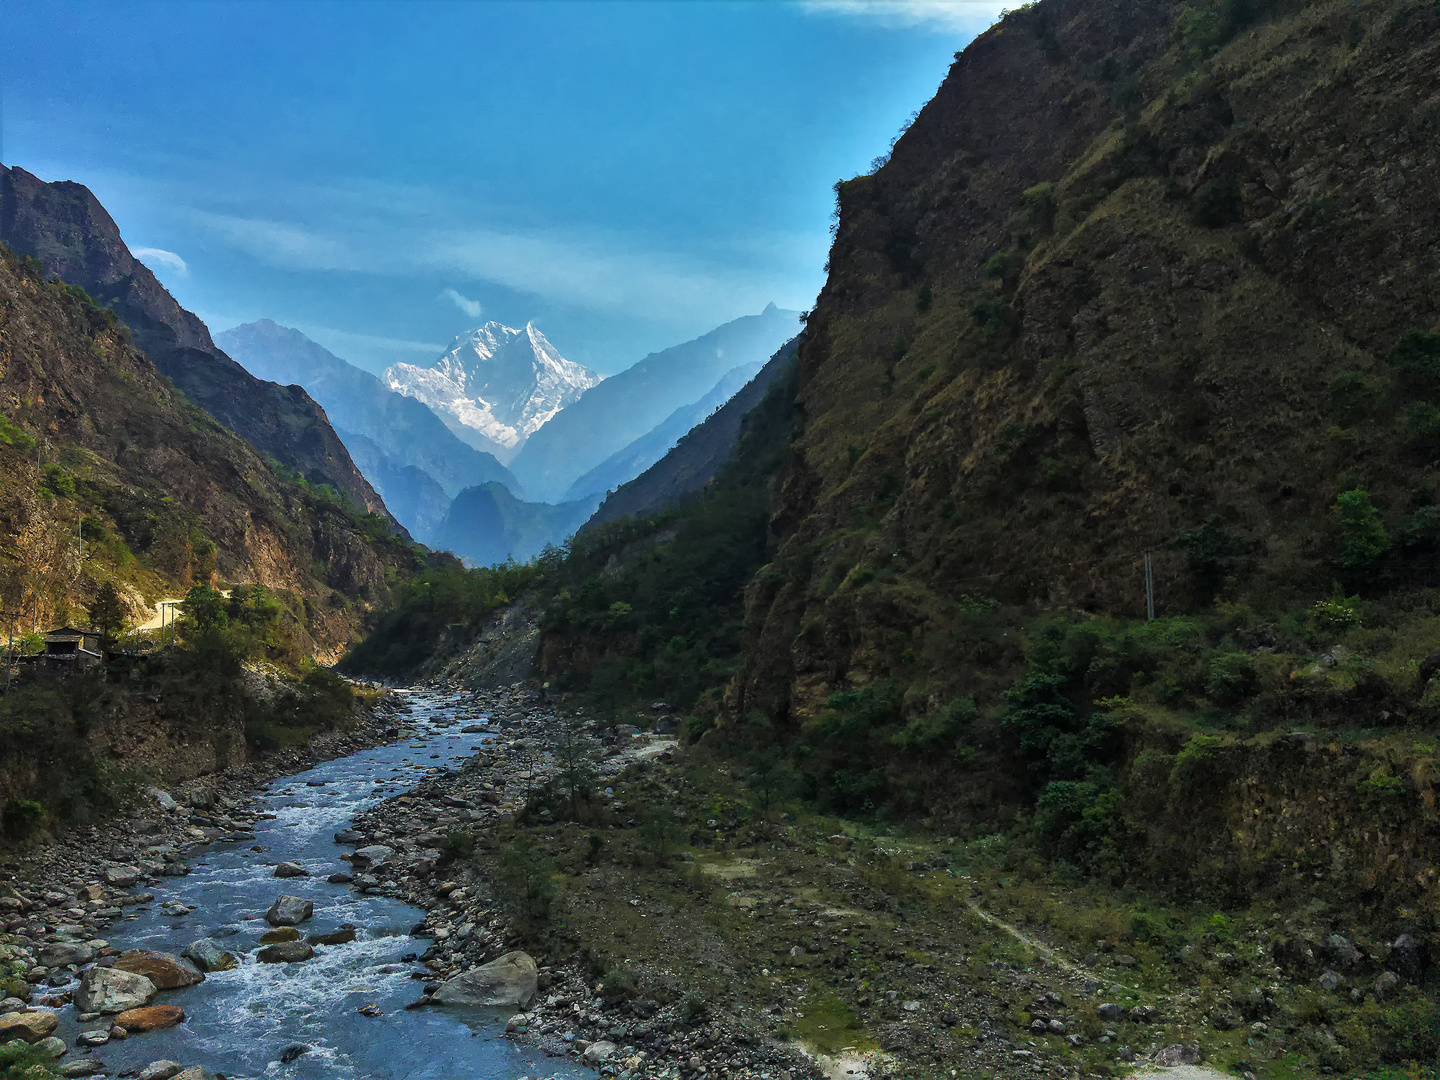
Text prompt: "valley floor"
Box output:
[[347, 682, 1399, 1080]]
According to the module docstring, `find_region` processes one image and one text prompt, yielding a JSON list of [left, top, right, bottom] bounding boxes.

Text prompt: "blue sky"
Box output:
[[3, 0, 1003, 375]]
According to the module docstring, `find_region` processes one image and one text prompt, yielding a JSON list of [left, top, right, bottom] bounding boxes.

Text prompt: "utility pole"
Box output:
[[2, 610, 16, 687], [1144, 550, 1155, 622]]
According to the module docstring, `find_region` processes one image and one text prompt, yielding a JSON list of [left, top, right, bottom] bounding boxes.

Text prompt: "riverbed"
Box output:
[[53, 689, 591, 1080]]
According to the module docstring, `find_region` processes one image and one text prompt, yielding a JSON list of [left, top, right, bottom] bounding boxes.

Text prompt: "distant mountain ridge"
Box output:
[[564, 361, 763, 503], [383, 322, 601, 463], [431, 482, 600, 568], [0, 164, 392, 523], [586, 337, 798, 528], [217, 320, 520, 542], [509, 304, 802, 502]]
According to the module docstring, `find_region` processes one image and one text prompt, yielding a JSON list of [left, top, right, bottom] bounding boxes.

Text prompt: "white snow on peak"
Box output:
[[383, 321, 601, 460]]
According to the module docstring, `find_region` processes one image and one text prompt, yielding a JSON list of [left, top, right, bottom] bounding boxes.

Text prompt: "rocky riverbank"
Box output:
[[341, 683, 828, 1080], [0, 688, 413, 1077]]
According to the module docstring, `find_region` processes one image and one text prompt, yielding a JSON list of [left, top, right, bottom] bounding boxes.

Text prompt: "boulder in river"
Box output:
[[75, 967, 158, 1014], [434, 951, 537, 1008], [59, 1061, 108, 1077], [0, 1010, 60, 1042], [327, 873, 353, 884], [135, 1061, 183, 1080], [181, 940, 237, 973], [308, 928, 356, 946], [259, 928, 302, 944], [257, 941, 315, 963], [114, 950, 204, 989], [274, 862, 309, 879], [265, 895, 313, 926], [38, 941, 95, 967], [116, 1005, 186, 1032]]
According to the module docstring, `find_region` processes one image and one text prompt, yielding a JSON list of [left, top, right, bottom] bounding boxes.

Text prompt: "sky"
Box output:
[[2, 0, 1005, 376]]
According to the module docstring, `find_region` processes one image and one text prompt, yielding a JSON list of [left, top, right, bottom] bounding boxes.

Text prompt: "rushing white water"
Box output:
[[51, 690, 590, 1080]]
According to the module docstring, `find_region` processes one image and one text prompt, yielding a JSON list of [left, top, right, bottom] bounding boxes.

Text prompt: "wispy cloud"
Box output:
[[177, 201, 820, 325], [439, 286, 483, 318], [802, 0, 1006, 31], [132, 246, 188, 277]]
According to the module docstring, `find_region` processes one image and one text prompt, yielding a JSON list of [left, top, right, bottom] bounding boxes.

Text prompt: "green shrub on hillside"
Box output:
[[1306, 589, 1362, 635], [1327, 370, 1376, 427], [0, 414, 36, 452], [1333, 487, 1389, 571], [1205, 651, 1258, 705], [1389, 328, 1440, 390]]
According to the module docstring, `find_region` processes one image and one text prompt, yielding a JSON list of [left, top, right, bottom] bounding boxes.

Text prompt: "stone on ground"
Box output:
[[257, 941, 315, 963], [60, 1061, 108, 1078], [181, 940, 237, 973], [38, 942, 95, 967]]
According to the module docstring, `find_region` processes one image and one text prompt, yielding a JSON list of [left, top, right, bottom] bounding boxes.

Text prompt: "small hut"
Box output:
[[40, 626, 104, 668]]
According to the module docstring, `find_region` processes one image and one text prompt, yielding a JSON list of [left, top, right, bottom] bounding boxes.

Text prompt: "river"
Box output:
[[51, 689, 591, 1080]]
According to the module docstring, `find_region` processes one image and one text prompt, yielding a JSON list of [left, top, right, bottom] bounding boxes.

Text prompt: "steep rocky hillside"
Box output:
[[0, 165, 390, 519], [0, 245, 423, 658], [736, 0, 1440, 724]]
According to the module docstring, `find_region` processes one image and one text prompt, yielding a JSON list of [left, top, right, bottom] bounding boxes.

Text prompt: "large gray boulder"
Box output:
[[265, 895, 313, 926], [75, 967, 157, 1014], [182, 939, 238, 973], [257, 941, 314, 964], [350, 845, 395, 869], [434, 951, 537, 1008], [104, 865, 141, 888]]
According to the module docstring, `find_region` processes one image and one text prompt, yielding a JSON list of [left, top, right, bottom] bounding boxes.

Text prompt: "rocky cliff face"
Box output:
[[384, 322, 600, 465], [734, 0, 1440, 723], [0, 165, 392, 520]]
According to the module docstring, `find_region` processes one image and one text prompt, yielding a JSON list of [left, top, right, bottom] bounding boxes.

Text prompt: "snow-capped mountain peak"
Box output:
[[383, 321, 600, 463]]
